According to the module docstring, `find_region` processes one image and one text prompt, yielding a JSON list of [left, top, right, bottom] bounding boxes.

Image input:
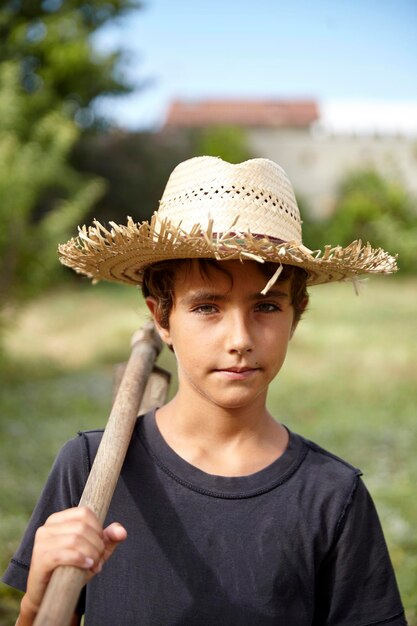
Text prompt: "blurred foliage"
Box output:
[[0, 0, 143, 348], [187, 125, 252, 163], [71, 126, 253, 224], [0, 62, 104, 307], [0, 0, 142, 127], [302, 169, 417, 273]]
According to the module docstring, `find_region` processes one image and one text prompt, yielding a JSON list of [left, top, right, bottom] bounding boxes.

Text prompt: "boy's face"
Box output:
[[147, 259, 297, 413]]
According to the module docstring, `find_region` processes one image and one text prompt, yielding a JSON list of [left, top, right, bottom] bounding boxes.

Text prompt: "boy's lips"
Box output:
[[221, 366, 258, 372], [214, 366, 260, 379]]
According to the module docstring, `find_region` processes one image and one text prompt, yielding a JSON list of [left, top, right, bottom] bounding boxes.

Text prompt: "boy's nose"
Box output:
[[226, 313, 254, 355]]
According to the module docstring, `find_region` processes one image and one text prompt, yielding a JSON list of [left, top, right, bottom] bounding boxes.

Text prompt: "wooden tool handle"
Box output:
[[33, 322, 163, 626]]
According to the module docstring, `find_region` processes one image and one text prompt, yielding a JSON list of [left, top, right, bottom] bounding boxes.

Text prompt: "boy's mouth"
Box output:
[[215, 366, 260, 379], [221, 367, 257, 373]]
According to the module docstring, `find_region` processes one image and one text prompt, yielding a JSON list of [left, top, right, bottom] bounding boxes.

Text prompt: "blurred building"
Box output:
[[164, 99, 417, 217]]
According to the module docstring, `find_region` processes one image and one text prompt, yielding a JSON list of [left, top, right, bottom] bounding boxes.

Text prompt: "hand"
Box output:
[[20, 507, 127, 624]]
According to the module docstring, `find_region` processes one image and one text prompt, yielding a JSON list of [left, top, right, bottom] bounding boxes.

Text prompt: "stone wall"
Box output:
[[248, 128, 417, 217]]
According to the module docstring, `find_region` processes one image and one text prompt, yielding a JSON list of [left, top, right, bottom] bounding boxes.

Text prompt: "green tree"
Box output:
[[0, 62, 104, 305], [0, 0, 143, 313], [0, 0, 141, 126]]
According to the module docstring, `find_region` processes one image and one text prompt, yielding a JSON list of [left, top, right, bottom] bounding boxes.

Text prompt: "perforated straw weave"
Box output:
[[58, 156, 398, 287]]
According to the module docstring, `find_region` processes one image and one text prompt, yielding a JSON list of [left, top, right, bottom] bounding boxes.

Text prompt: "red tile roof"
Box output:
[[165, 99, 319, 128]]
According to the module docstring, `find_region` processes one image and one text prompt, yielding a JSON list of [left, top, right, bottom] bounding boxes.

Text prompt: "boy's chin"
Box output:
[[197, 390, 268, 412]]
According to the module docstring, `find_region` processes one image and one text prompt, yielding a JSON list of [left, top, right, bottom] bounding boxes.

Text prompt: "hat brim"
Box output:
[[58, 216, 398, 287]]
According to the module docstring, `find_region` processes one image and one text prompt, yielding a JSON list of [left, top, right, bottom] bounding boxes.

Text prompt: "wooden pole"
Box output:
[[33, 322, 164, 626], [113, 364, 170, 415]]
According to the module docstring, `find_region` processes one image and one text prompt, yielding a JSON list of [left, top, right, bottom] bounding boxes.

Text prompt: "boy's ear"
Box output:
[[145, 297, 172, 346]]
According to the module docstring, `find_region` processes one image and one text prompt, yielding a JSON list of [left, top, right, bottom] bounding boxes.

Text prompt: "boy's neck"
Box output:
[[154, 393, 289, 477]]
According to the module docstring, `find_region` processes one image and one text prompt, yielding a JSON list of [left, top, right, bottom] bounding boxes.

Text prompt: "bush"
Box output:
[[302, 169, 417, 273]]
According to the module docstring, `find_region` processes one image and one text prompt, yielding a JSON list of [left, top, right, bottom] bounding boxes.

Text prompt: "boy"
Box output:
[[2, 156, 407, 625]]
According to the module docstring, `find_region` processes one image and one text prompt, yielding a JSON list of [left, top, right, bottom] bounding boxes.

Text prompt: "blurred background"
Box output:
[[0, 0, 416, 623]]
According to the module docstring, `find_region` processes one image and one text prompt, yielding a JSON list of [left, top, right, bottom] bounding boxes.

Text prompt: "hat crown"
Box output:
[[157, 156, 302, 242]]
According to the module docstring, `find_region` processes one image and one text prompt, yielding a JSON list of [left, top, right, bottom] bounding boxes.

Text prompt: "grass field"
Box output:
[[1, 276, 416, 624]]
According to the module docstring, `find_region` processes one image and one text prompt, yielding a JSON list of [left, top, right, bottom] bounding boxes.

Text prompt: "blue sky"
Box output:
[[92, 0, 417, 130]]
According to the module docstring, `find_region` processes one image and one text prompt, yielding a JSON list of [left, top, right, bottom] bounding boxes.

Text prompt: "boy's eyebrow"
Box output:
[[180, 287, 290, 306], [180, 290, 225, 306]]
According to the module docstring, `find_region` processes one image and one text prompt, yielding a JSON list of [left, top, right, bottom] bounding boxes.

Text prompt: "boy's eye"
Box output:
[[255, 302, 281, 313], [192, 304, 218, 315]]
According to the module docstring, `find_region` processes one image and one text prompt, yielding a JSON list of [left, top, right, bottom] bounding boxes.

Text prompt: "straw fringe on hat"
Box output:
[[58, 156, 398, 287]]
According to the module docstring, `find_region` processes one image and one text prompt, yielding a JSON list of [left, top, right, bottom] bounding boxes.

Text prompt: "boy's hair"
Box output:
[[142, 259, 309, 329]]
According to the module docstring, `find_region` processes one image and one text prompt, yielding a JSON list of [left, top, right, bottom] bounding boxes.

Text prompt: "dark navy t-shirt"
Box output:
[[2, 410, 407, 625]]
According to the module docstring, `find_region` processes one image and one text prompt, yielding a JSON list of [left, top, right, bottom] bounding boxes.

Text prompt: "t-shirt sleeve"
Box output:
[[1, 434, 89, 594], [313, 477, 407, 625]]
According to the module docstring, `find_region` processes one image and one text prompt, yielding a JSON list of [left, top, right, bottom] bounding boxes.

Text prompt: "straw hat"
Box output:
[[58, 156, 397, 287]]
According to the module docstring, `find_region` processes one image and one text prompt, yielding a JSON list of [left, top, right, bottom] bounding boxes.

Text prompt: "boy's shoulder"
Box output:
[[75, 427, 105, 470], [289, 433, 367, 539], [300, 434, 362, 475], [292, 431, 363, 495]]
